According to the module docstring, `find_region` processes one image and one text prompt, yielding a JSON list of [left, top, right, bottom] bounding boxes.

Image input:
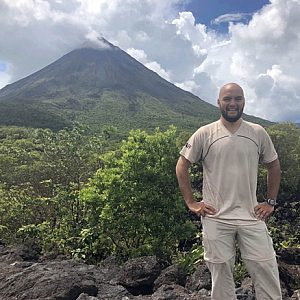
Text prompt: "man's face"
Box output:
[[218, 84, 245, 123]]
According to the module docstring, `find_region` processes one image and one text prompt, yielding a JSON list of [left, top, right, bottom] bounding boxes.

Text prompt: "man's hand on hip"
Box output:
[[254, 202, 274, 221], [188, 201, 217, 217]]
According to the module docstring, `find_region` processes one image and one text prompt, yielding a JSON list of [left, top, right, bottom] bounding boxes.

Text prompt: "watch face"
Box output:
[[268, 199, 276, 206]]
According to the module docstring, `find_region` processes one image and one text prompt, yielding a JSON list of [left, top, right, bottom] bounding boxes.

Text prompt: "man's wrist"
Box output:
[[185, 197, 196, 205]]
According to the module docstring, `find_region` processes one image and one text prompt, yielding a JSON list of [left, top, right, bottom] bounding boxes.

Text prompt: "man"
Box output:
[[176, 83, 281, 300]]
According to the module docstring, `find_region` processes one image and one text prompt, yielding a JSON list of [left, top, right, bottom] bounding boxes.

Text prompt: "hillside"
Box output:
[[0, 38, 271, 135]]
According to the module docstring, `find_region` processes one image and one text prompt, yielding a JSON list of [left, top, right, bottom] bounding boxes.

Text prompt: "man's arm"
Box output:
[[266, 158, 281, 200], [176, 156, 216, 216], [255, 158, 281, 221]]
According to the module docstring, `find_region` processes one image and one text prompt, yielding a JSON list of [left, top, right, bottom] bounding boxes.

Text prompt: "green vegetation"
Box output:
[[0, 102, 70, 131], [0, 122, 299, 271], [79, 126, 196, 261], [259, 123, 300, 250]]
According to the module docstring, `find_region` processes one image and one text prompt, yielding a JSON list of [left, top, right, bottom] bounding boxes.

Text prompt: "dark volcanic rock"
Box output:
[[90, 283, 132, 300], [98, 256, 122, 282], [0, 245, 131, 300], [0, 242, 41, 263], [0, 260, 102, 300], [153, 264, 187, 291], [76, 294, 100, 300], [0, 244, 300, 299], [185, 264, 211, 292], [150, 284, 195, 300], [117, 256, 161, 296]]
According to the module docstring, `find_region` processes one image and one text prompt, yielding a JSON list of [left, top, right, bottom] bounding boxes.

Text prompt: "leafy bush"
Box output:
[[0, 125, 103, 249], [80, 126, 196, 261], [257, 123, 300, 249]]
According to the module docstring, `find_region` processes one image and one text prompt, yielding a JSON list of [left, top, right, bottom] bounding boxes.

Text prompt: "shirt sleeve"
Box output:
[[259, 127, 278, 164], [179, 129, 203, 163]]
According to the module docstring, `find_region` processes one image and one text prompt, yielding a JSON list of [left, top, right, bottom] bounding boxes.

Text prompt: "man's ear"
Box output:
[[217, 98, 220, 106]]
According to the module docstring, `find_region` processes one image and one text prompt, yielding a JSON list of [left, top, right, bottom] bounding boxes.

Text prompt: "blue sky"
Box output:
[[0, 0, 299, 123], [181, 0, 270, 33]]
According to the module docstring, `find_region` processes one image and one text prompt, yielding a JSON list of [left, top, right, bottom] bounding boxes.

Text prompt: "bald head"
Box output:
[[218, 83, 245, 123], [218, 83, 244, 99]]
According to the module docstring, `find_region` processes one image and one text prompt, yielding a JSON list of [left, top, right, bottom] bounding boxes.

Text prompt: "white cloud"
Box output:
[[127, 48, 171, 81], [176, 71, 218, 103], [135, 31, 150, 42], [126, 48, 148, 64], [0, 0, 300, 123], [145, 61, 171, 81], [212, 13, 251, 25]]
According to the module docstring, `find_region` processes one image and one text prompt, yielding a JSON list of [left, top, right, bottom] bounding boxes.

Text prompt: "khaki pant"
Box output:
[[202, 218, 282, 300]]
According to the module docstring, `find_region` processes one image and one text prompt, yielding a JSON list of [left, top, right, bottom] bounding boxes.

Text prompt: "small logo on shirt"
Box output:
[[185, 143, 192, 149]]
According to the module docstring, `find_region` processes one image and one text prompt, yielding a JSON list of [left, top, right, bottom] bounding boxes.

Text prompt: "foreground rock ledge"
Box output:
[[0, 244, 299, 299]]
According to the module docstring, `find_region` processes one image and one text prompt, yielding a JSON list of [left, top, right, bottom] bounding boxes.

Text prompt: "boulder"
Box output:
[[185, 264, 211, 292], [138, 284, 199, 300], [153, 264, 187, 291], [0, 242, 40, 264], [0, 260, 101, 299], [117, 256, 161, 295]]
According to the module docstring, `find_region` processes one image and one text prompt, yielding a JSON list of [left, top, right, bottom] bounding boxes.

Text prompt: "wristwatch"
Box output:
[[266, 198, 277, 206]]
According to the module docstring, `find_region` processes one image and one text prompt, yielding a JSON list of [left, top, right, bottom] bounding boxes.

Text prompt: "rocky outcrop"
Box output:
[[0, 243, 299, 300]]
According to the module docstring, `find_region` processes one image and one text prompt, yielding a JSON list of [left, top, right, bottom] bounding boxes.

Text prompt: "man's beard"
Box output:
[[220, 108, 243, 123]]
